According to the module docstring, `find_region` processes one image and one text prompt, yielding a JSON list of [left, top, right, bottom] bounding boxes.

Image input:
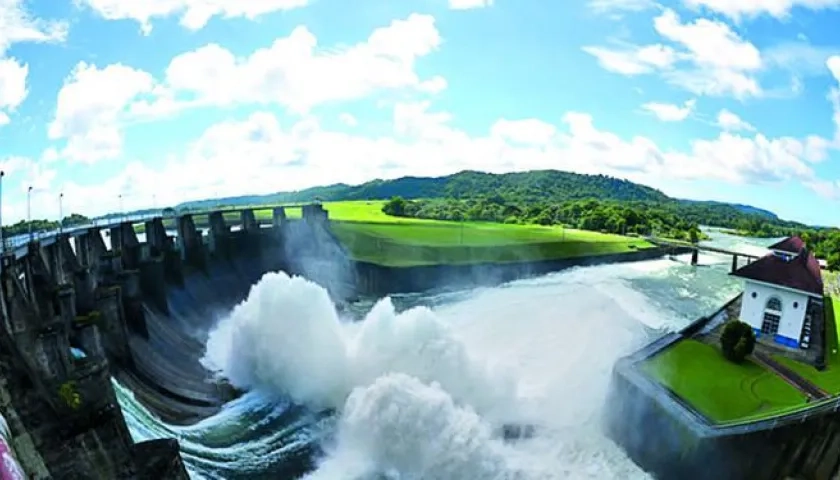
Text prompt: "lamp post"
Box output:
[[118, 194, 123, 222], [27, 186, 32, 241], [59, 193, 64, 234]]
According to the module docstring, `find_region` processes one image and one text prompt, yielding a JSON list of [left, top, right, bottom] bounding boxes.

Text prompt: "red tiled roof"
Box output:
[[730, 248, 824, 295], [768, 236, 805, 253]]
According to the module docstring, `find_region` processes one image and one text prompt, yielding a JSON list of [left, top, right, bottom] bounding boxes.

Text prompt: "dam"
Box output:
[[3, 201, 814, 478]]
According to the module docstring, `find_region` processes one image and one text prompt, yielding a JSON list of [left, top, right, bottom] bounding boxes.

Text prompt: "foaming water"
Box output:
[[119, 252, 744, 479]]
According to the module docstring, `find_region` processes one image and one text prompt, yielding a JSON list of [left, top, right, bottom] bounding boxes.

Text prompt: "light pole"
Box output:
[[118, 194, 123, 222], [27, 186, 32, 241], [59, 193, 64, 234]]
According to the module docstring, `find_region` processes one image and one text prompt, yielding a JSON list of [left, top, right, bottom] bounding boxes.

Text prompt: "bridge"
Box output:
[[645, 237, 764, 272]]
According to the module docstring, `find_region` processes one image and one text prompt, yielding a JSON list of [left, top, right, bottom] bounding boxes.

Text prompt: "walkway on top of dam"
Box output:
[[0, 203, 301, 260]]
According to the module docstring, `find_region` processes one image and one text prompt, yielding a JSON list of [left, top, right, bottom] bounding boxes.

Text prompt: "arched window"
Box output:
[[766, 297, 782, 312]]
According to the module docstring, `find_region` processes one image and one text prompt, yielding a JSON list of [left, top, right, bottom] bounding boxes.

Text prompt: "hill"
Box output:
[[178, 170, 671, 209]]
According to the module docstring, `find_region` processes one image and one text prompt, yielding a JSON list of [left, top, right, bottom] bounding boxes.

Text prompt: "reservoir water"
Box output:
[[117, 231, 779, 479]]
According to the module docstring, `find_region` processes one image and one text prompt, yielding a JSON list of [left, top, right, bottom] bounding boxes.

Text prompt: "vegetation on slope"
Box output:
[[319, 201, 653, 267], [381, 196, 706, 243], [642, 339, 808, 424]]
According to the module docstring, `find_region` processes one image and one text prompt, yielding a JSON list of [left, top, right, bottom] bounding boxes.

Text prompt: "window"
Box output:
[[766, 297, 782, 312]]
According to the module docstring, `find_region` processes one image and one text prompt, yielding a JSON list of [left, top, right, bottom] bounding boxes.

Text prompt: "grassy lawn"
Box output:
[[641, 339, 808, 424], [316, 202, 652, 266], [773, 296, 840, 394]]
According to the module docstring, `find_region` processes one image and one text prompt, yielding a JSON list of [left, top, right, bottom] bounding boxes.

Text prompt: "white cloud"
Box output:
[[828, 55, 840, 142], [684, 0, 840, 21], [716, 109, 755, 131], [0, 57, 26, 115], [448, 0, 493, 9], [154, 13, 441, 113], [48, 62, 156, 163], [76, 0, 311, 34], [0, 1, 67, 125], [584, 9, 764, 99], [0, 0, 68, 55], [582, 44, 676, 75], [641, 99, 696, 121], [47, 14, 444, 161]]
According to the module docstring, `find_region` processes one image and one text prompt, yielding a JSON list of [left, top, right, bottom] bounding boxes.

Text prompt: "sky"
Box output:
[[1, 0, 840, 227]]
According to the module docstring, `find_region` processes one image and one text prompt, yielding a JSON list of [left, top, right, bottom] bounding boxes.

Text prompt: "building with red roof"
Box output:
[[730, 236, 824, 351]]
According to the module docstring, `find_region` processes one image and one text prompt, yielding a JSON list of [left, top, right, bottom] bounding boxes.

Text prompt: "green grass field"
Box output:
[[641, 339, 808, 424], [317, 202, 653, 266], [773, 296, 840, 394]]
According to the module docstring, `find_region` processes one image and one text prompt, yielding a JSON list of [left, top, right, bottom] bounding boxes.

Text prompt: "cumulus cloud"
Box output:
[[716, 109, 755, 131], [76, 0, 311, 34], [47, 13, 445, 163], [584, 9, 763, 98], [641, 99, 696, 122], [48, 62, 156, 163], [0, 0, 68, 125]]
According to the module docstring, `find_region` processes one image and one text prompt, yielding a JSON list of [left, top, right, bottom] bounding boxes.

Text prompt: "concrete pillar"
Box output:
[[273, 207, 287, 228], [176, 214, 205, 269], [139, 256, 167, 314], [302, 203, 329, 223], [144, 217, 169, 254], [117, 270, 148, 339], [95, 287, 133, 366], [207, 211, 229, 255], [75, 228, 107, 270], [241, 209, 258, 231]]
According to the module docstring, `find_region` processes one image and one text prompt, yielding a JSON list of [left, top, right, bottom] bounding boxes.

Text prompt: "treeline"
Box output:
[[382, 196, 705, 243], [2, 213, 91, 238]]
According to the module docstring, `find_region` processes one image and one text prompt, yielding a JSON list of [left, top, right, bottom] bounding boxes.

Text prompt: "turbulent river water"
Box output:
[[117, 230, 779, 479]]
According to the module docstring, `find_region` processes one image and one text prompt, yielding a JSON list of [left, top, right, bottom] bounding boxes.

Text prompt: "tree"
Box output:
[[720, 321, 756, 363], [382, 196, 408, 217], [689, 227, 700, 244]]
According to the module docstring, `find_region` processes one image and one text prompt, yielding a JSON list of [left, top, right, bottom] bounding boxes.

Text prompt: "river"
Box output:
[[117, 230, 780, 479]]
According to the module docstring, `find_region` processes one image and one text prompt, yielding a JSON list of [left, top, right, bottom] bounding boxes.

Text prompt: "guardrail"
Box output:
[[0, 204, 297, 255]]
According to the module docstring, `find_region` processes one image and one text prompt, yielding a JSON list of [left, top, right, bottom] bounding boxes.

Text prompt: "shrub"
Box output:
[[720, 320, 756, 363]]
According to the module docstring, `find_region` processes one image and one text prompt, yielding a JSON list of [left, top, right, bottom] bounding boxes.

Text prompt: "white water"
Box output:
[[196, 255, 738, 479]]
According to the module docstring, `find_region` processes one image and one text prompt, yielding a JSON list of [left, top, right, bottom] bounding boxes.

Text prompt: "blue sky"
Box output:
[[1, 0, 840, 226]]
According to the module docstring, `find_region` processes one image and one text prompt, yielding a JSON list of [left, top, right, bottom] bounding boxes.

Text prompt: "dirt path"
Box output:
[[752, 351, 830, 401]]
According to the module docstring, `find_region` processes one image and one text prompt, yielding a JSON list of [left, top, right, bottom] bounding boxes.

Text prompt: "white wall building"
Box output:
[[731, 236, 824, 350]]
